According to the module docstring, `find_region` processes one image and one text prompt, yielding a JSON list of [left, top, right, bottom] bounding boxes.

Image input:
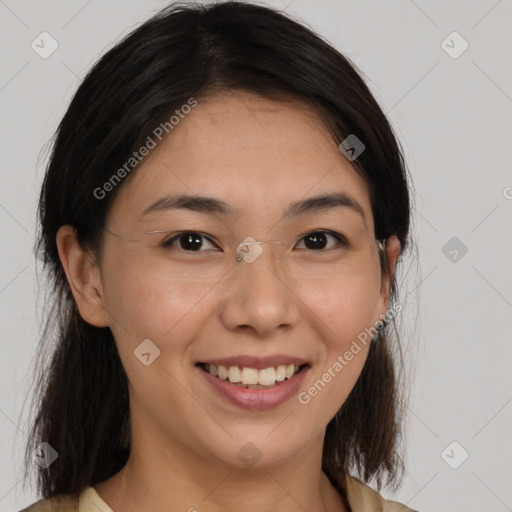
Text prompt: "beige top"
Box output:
[[20, 474, 418, 511]]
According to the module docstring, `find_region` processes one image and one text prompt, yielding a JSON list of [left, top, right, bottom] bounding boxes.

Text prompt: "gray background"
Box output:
[[1, 1, 511, 511]]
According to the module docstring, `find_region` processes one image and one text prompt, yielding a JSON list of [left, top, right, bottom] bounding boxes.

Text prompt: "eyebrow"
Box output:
[[141, 192, 366, 225]]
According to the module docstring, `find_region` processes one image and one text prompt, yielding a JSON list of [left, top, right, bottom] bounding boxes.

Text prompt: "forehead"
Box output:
[[108, 91, 373, 232]]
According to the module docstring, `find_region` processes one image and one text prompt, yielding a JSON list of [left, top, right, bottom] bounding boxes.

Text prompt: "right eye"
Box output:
[[161, 232, 219, 252]]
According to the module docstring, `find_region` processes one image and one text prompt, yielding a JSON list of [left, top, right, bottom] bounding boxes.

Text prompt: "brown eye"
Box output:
[[295, 231, 349, 251], [162, 232, 217, 251]]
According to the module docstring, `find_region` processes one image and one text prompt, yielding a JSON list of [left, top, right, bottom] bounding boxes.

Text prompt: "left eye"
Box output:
[[161, 231, 348, 252], [295, 231, 348, 251]]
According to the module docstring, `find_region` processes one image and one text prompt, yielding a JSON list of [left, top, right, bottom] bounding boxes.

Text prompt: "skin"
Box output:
[[56, 90, 401, 512]]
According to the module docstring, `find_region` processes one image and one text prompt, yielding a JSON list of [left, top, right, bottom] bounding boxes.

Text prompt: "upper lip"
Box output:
[[197, 354, 310, 370]]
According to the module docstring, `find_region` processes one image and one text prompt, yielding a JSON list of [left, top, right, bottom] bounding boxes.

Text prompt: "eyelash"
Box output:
[[160, 230, 351, 252]]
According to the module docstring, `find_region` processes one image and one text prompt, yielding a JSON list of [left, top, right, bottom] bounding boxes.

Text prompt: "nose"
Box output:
[[218, 242, 300, 337]]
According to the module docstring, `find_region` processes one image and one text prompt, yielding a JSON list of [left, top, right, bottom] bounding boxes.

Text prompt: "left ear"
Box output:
[[376, 234, 401, 317]]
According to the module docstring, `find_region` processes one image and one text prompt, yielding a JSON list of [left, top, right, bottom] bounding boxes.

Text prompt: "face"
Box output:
[[63, 91, 399, 471]]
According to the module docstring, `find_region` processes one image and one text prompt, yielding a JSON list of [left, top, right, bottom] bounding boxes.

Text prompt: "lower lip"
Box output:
[[196, 365, 309, 410]]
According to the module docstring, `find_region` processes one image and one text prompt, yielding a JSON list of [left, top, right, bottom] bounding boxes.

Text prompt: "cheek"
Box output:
[[297, 276, 378, 419], [102, 265, 222, 400], [101, 270, 206, 406], [299, 269, 382, 341], [101, 246, 210, 336]]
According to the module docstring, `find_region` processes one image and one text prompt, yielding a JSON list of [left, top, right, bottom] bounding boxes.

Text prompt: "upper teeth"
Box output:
[[205, 364, 301, 386]]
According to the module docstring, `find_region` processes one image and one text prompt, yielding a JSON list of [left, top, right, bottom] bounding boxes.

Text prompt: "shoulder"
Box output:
[[18, 494, 78, 512], [344, 474, 419, 512]]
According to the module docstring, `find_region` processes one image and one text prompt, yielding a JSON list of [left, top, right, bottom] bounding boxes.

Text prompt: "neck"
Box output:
[[93, 418, 348, 512]]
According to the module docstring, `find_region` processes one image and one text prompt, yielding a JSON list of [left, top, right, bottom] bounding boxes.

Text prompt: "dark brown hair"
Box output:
[[21, 0, 414, 500]]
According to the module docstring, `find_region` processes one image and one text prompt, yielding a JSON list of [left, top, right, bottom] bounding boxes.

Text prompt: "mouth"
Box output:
[[196, 362, 309, 389]]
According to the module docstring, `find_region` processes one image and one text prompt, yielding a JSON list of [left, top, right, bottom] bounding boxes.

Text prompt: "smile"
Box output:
[[198, 362, 306, 388], [195, 362, 310, 410]]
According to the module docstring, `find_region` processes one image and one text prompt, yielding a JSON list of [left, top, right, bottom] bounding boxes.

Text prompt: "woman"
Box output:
[[20, 1, 417, 511]]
